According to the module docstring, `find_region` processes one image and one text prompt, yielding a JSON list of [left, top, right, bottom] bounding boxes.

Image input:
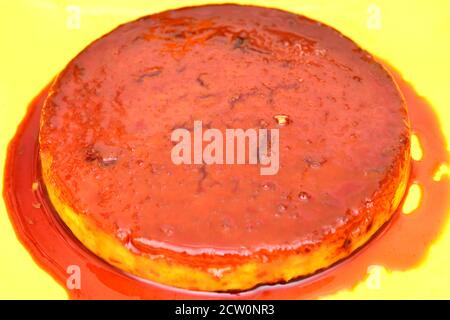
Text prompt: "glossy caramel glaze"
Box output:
[[38, 5, 411, 291]]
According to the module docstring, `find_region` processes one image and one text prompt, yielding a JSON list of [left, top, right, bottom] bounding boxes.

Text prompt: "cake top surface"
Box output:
[[40, 5, 409, 254]]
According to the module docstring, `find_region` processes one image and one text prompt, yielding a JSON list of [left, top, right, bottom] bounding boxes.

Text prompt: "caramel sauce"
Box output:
[[3, 65, 449, 299]]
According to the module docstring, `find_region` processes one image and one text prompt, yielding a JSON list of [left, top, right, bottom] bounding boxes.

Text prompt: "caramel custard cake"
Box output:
[[39, 4, 411, 291]]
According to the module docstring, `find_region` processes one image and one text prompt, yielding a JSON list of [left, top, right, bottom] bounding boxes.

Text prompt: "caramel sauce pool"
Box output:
[[3, 65, 449, 299]]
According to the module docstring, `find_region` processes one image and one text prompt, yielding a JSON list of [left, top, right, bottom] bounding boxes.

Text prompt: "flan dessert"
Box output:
[[39, 4, 411, 291]]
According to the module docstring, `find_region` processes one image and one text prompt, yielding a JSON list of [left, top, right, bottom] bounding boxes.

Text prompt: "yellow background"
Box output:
[[0, 0, 449, 299]]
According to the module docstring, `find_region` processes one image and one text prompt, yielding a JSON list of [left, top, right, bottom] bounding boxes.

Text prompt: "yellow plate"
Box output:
[[1, 0, 449, 299]]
